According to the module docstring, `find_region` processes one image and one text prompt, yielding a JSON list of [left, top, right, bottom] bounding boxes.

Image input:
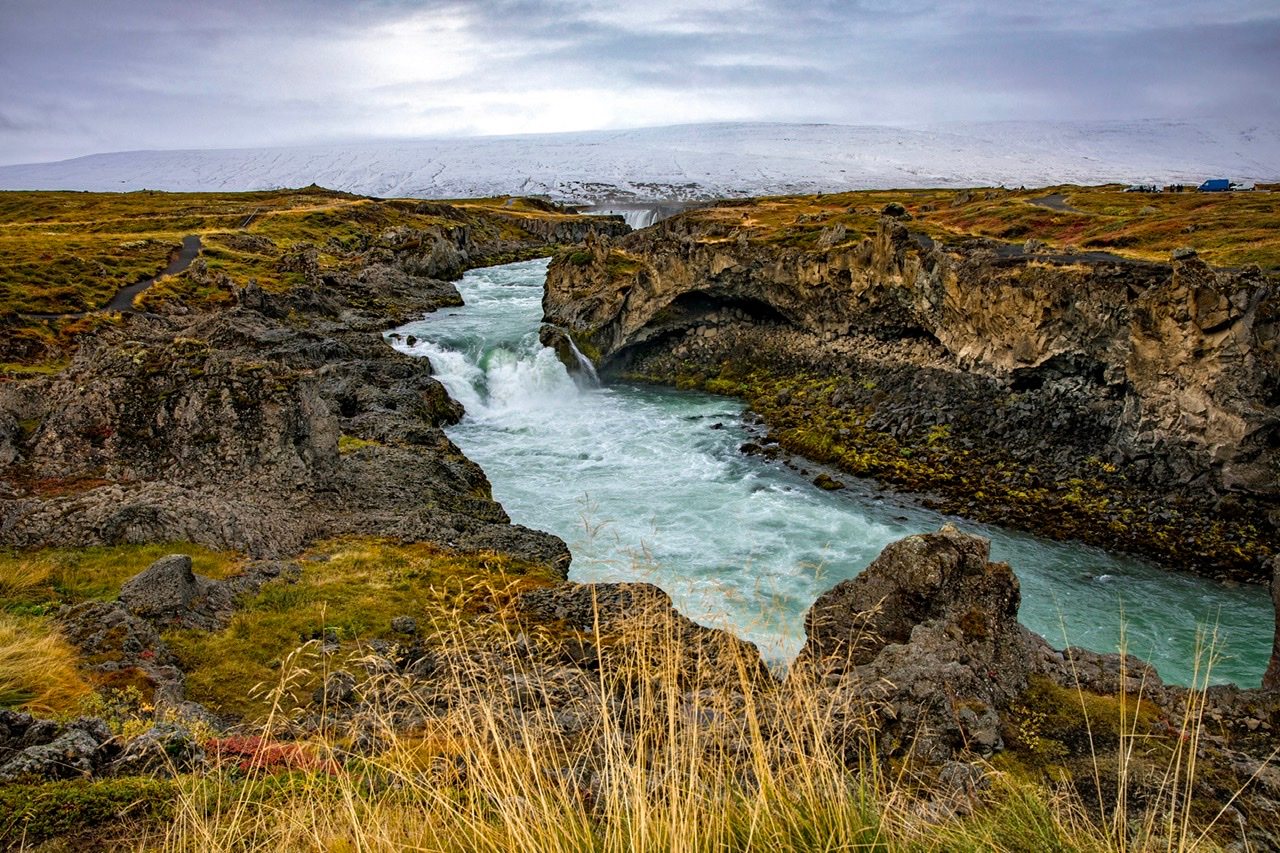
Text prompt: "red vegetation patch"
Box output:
[[27, 476, 112, 497], [205, 736, 339, 775]]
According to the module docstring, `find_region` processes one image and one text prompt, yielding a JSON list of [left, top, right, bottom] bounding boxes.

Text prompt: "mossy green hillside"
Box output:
[[0, 542, 244, 617], [0, 537, 559, 721], [687, 186, 1280, 270], [0, 188, 602, 369], [0, 777, 177, 848]]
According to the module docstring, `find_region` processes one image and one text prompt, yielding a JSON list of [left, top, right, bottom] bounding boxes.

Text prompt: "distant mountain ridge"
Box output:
[[1, 120, 1276, 201]]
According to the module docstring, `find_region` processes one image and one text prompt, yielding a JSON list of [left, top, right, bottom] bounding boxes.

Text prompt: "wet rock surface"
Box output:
[[795, 525, 1280, 845]]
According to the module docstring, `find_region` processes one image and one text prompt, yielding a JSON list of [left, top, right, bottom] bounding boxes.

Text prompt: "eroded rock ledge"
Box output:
[[543, 214, 1278, 579], [0, 203, 627, 567]]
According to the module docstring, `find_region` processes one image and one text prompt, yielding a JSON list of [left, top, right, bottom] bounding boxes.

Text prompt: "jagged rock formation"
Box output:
[[56, 553, 289, 715], [10, 520, 1280, 847], [796, 524, 1280, 846], [0, 203, 626, 567], [797, 525, 1038, 760], [544, 215, 1279, 578]]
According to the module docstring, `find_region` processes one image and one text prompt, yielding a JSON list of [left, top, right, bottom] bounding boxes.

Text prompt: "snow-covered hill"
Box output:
[[1, 120, 1276, 201]]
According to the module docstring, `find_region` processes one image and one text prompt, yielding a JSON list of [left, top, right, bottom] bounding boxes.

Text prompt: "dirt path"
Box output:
[[105, 234, 202, 312], [20, 235, 202, 320], [1029, 193, 1081, 213]]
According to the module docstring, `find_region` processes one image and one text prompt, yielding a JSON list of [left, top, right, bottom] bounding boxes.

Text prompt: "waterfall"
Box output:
[[582, 204, 689, 231], [564, 335, 600, 387], [386, 257, 1274, 684], [617, 208, 662, 229]]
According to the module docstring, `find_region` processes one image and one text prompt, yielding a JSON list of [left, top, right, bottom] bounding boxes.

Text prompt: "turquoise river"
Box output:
[[390, 258, 1273, 687]]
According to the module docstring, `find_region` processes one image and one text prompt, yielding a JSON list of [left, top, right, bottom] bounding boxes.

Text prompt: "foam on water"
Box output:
[[391, 258, 1274, 686]]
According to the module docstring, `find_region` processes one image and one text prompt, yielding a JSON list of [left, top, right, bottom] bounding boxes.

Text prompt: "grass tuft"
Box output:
[[0, 613, 91, 714]]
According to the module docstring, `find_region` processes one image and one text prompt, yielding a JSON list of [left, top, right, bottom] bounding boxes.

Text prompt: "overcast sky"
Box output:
[[2, 0, 1277, 165]]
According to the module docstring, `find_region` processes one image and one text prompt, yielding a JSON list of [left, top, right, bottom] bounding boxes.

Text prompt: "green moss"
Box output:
[[0, 542, 243, 611], [165, 539, 559, 719], [568, 333, 602, 365], [0, 360, 69, 379], [1002, 675, 1163, 775], [0, 777, 176, 847], [0, 188, 602, 369], [603, 250, 642, 279], [681, 185, 1280, 271], [338, 434, 383, 454]]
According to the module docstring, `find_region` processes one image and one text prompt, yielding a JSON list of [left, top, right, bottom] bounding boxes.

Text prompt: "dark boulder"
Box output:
[[110, 722, 204, 777], [57, 600, 185, 705], [0, 718, 114, 782], [797, 524, 1040, 761], [119, 554, 205, 621], [518, 582, 767, 686], [313, 671, 358, 708], [390, 615, 418, 636]]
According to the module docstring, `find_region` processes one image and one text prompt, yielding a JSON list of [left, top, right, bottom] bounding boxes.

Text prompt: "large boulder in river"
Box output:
[[796, 524, 1041, 761]]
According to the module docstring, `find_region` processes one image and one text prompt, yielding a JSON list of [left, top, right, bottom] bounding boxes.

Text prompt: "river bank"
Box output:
[[542, 191, 1280, 582], [393, 258, 1272, 687], [1, 188, 1278, 850]]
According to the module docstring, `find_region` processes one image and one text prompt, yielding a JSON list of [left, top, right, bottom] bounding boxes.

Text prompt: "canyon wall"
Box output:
[[544, 214, 1278, 578]]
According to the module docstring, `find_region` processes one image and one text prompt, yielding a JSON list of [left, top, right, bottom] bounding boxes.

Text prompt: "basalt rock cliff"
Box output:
[[0, 203, 627, 568], [543, 214, 1278, 578]]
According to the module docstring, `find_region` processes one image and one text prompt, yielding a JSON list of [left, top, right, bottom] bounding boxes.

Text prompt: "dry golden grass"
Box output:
[[164, 539, 558, 719], [0, 542, 243, 613], [0, 187, 596, 369], [0, 536, 1260, 851], [134, 593, 1247, 853], [0, 613, 91, 714], [0, 525, 1261, 852], [688, 186, 1280, 271]]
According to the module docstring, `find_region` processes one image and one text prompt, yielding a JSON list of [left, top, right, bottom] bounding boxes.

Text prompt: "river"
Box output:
[[390, 258, 1272, 687]]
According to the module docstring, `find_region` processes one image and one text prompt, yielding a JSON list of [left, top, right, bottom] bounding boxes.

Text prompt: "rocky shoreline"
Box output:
[[1, 201, 628, 565], [4, 526, 1279, 848], [1, 190, 1278, 848], [542, 208, 1278, 581]]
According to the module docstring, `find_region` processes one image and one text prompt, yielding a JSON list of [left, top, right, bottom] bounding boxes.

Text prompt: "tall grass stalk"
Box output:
[[130, 591, 1258, 853]]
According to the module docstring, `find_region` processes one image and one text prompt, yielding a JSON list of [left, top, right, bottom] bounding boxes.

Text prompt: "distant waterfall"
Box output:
[[582, 203, 695, 231]]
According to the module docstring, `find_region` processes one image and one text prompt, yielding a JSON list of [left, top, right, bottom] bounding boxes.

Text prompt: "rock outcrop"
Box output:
[[0, 714, 117, 782], [544, 213, 1278, 578], [796, 524, 1280, 847], [797, 525, 1040, 760], [0, 202, 626, 570]]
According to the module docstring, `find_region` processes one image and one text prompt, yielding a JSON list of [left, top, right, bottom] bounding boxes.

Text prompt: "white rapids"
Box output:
[[390, 258, 1274, 686]]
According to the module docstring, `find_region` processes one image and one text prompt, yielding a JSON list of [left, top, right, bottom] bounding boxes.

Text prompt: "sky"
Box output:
[[1, 0, 1277, 165]]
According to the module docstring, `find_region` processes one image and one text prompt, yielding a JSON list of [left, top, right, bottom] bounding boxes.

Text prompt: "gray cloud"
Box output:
[[1, 0, 1276, 164]]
